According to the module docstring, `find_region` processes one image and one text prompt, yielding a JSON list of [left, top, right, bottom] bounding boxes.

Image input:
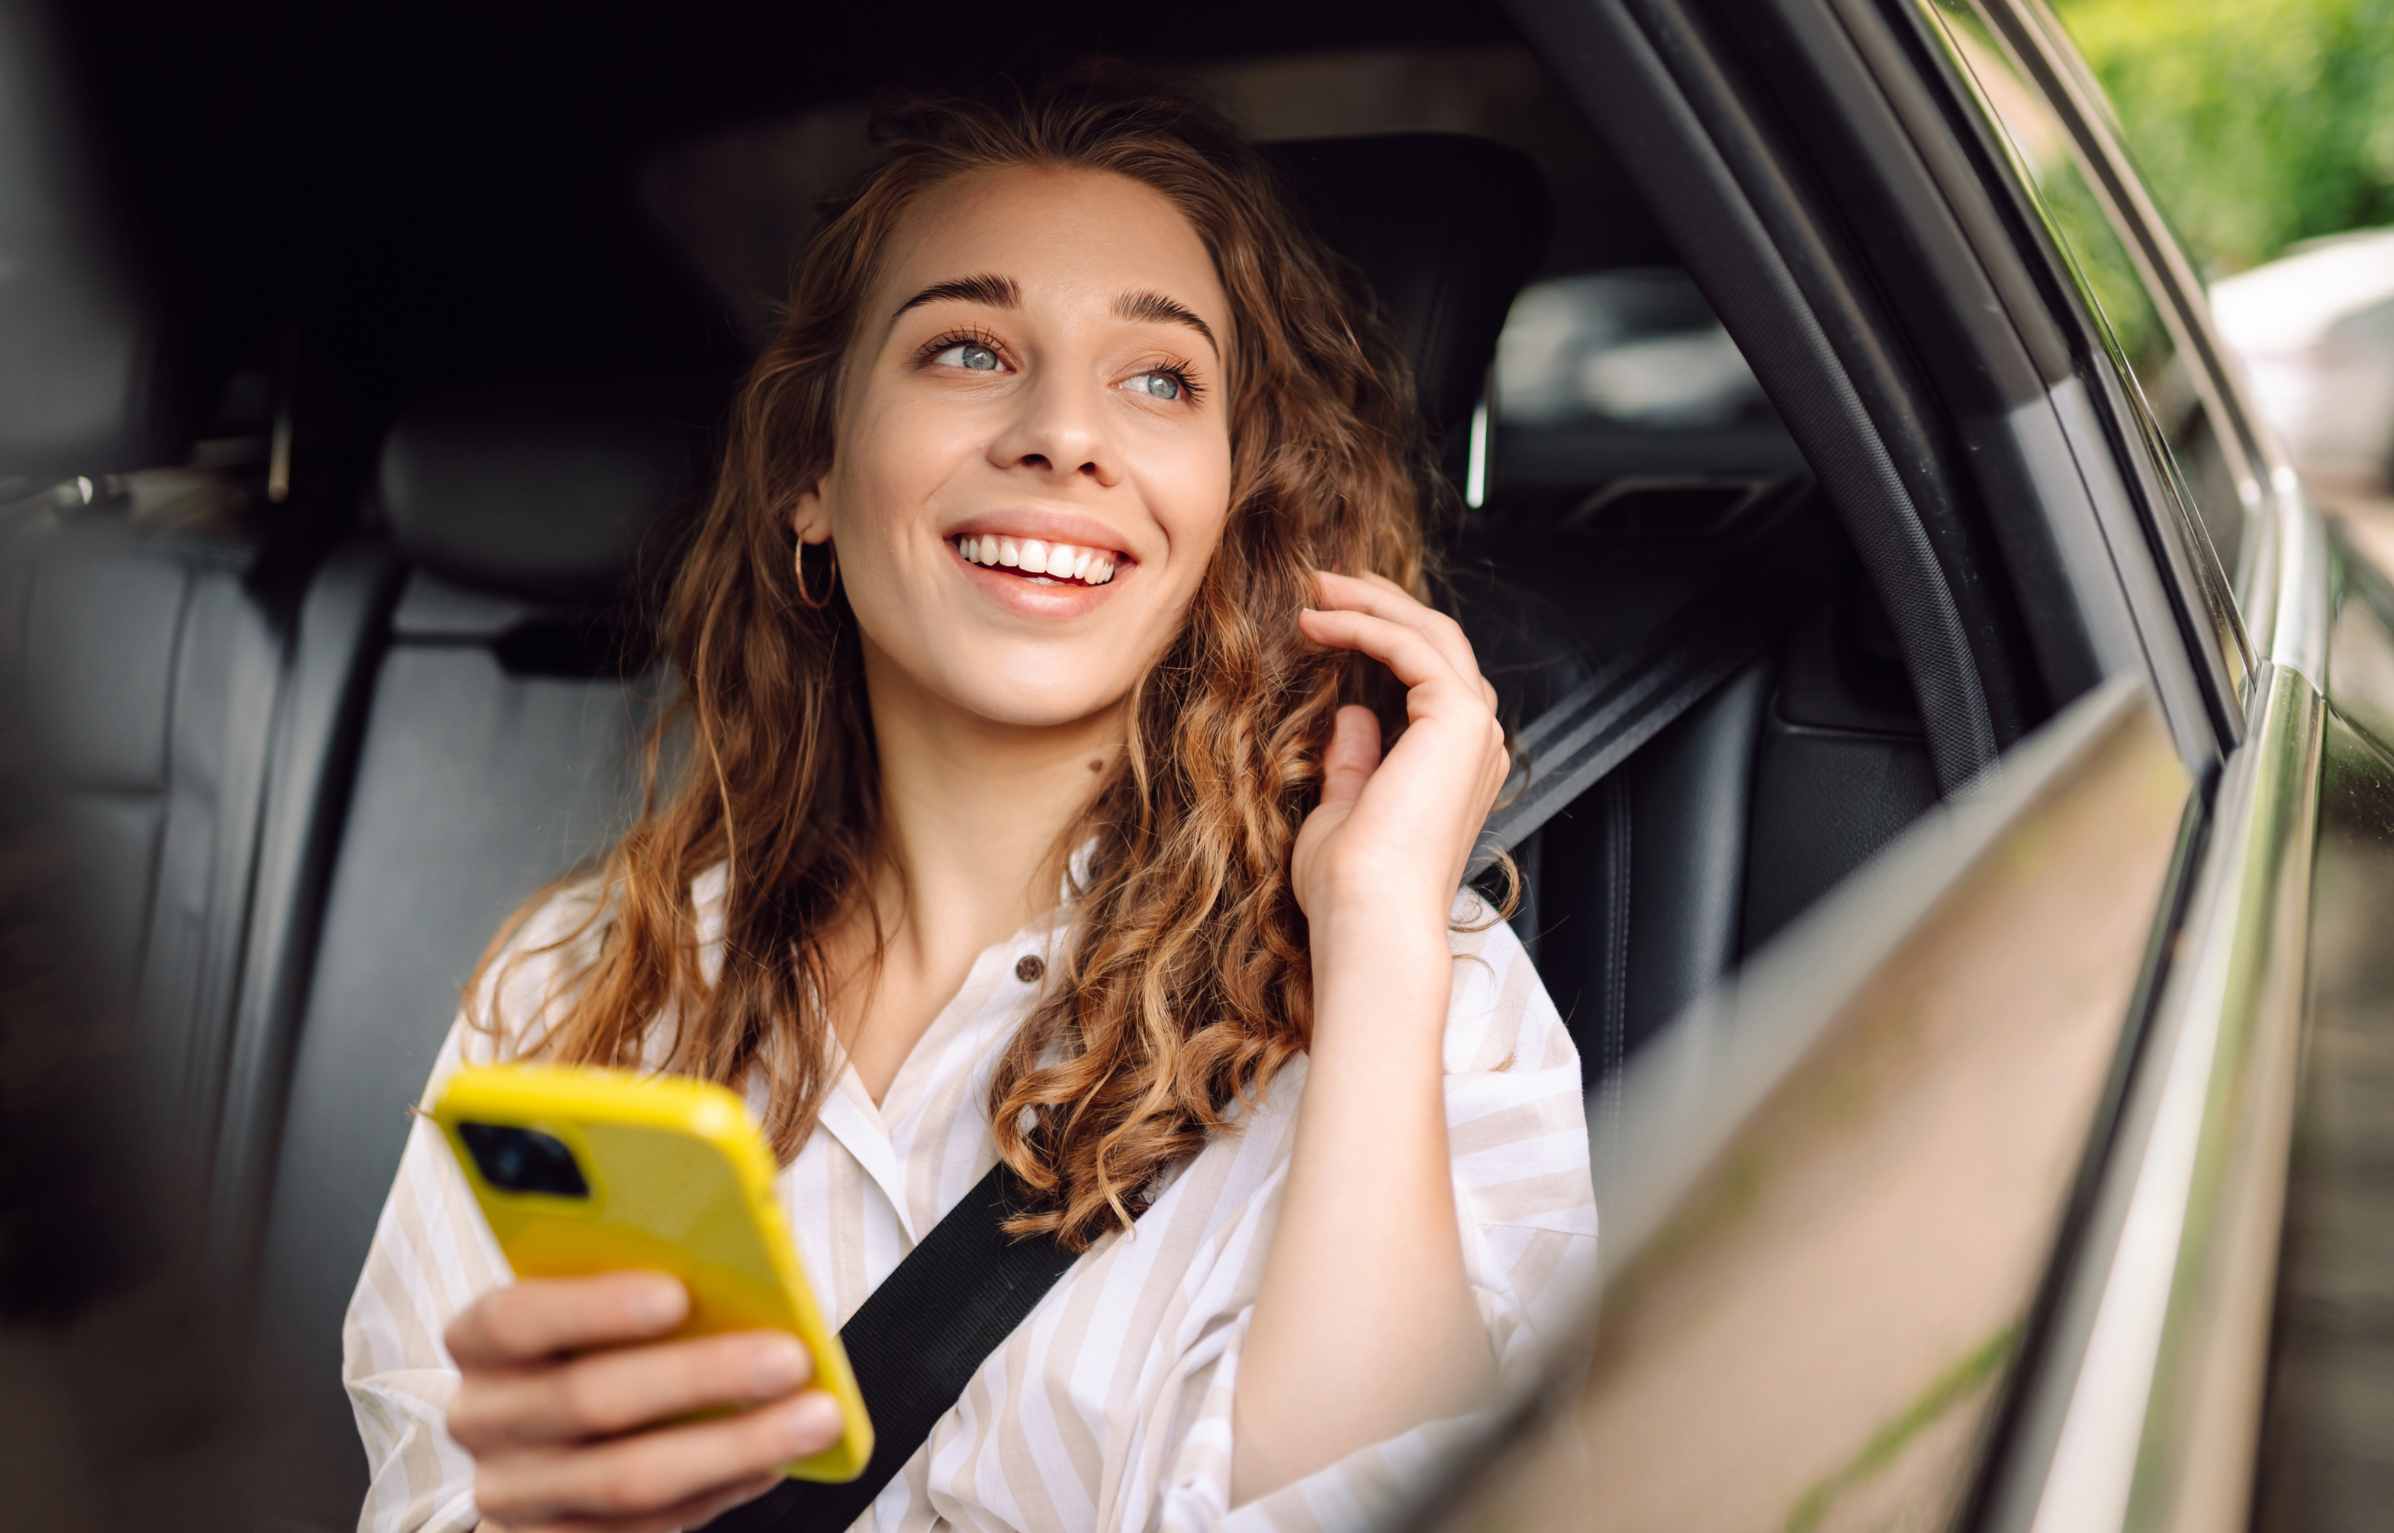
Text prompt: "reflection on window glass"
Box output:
[[2036, 160, 2252, 584], [1494, 270, 1771, 432], [1936, 2, 2254, 687]]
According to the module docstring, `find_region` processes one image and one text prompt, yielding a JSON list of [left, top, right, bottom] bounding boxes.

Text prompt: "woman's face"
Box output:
[[796, 163, 1238, 731]]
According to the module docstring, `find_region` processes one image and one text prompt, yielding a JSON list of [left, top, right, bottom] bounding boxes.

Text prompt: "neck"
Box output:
[[853, 639, 1123, 973]]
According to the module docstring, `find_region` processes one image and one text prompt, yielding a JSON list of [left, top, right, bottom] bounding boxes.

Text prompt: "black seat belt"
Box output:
[[701, 1161, 1083, 1530], [704, 566, 1818, 1532], [1465, 565, 1817, 883]]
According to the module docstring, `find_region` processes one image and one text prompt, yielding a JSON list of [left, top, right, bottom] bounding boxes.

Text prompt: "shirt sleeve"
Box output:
[[1143, 889, 1601, 1532], [341, 883, 608, 1532]]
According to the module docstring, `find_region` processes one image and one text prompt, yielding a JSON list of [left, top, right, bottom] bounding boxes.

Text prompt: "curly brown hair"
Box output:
[[461, 58, 1523, 1252]]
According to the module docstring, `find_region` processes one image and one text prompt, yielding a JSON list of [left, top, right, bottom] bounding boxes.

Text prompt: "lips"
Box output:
[[942, 511, 1137, 566], [947, 533, 1129, 617]]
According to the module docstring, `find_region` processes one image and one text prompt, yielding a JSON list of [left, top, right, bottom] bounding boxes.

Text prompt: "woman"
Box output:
[[343, 61, 1597, 1533]]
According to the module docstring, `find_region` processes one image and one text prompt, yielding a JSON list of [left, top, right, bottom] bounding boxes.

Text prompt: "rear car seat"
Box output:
[[0, 129, 285, 1305], [0, 22, 312, 1514], [195, 381, 719, 1521], [2, 509, 305, 1233]]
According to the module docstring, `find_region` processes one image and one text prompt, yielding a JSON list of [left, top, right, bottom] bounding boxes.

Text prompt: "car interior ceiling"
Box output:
[[3, 6, 1969, 1525]]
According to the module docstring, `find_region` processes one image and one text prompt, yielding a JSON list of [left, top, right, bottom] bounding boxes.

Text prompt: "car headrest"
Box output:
[[1260, 133, 1553, 454], [377, 379, 720, 605], [0, 7, 215, 481]]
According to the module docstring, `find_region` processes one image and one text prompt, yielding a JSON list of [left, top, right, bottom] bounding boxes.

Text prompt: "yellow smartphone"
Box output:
[[427, 1061, 873, 1482]]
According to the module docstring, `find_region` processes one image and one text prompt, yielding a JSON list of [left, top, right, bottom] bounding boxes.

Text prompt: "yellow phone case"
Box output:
[[428, 1062, 873, 1482]]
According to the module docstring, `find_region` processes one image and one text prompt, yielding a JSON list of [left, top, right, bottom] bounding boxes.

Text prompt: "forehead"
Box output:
[[871, 164, 1230, 334]]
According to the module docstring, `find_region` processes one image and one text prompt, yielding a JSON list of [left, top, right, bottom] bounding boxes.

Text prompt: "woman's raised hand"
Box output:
[[1289, 568, 1509, 944], [446, 1269, 840, 1533]]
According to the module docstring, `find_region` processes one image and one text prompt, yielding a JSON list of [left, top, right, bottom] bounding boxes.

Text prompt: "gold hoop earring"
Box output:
[[794, 539, 838, 610]]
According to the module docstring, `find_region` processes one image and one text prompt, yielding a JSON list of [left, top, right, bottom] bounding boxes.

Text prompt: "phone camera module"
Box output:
[[459, 1121, 590, 1198]]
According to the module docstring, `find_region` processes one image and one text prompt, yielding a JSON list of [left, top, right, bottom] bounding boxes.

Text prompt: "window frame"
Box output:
[[2004, 0, 2297, 639], [1942, 1, 2268, 717]]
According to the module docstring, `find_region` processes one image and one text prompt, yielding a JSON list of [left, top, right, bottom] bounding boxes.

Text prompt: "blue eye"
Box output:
[[916, 327, 1205, 408], [933, 341, 1002, 372]]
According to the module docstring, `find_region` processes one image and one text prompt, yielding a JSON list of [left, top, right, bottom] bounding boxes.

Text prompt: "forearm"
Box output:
[[1231, 917, 1499, 1508]]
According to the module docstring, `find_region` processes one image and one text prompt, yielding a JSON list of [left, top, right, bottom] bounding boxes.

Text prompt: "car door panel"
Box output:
[[1977, 661, 2318, 1533], [1403, 676, 2195, 1530]]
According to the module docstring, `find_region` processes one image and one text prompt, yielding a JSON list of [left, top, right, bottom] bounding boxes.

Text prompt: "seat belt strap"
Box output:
[[1465, 569, 1814, 882], [699, 1159, 1078, 1531], [706, 563, 1821, 1532]]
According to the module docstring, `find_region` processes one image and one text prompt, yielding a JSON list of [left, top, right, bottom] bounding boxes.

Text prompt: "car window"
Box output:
[[1929, 3, 2258, 697], [1494, 269, 1770, 434], [1482, 266, 1804, 518]]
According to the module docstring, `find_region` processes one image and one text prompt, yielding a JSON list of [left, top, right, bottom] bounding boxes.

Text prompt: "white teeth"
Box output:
[[953, 534, 1124, 586]]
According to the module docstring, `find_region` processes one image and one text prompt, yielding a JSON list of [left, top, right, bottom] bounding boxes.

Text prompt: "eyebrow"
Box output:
[[889, 272, 1222, 363]]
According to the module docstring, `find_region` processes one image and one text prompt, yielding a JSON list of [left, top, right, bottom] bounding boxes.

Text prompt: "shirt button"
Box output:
[[1014, 954, 1045, 983]]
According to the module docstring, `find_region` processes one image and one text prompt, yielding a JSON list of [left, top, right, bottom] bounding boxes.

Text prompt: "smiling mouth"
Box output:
[[950, 533, 1125, 587]]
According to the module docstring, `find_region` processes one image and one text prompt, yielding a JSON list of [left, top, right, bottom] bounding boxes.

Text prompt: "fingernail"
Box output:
[[636, 1278, 686, 1327], [780, 1392, 845, 1452], [751, 1337, 811, 1393]]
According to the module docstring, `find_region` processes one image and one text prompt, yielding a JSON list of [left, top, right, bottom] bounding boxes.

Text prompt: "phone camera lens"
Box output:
[[460, 1122, 589, 1198]]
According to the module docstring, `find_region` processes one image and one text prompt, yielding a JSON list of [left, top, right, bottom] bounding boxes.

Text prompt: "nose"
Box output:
[[986, 366, 1122, 489]]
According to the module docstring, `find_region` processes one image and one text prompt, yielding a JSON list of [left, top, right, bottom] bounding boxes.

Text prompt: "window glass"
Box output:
[[1484, 267, 1805, 517], [1493, 269, 1770, 433], [1932, 3, 2256, 694]]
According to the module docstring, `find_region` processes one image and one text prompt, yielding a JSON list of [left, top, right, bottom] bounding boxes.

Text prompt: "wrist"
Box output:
[[1308, 896, 1451, 965], [1309, 921, 1454, 1053]]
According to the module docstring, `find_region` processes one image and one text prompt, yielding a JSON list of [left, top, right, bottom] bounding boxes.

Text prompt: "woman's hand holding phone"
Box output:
[[446, 1269, 843, 1533]]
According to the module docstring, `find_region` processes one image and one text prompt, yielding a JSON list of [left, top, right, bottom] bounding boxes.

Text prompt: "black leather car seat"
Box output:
[[194, 381, 718, 1523], [1451, 465, 1939, 1090], [0, 0, 273, 1236]]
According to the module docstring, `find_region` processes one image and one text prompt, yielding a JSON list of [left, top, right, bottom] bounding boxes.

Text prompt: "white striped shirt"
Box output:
[[342, 840, 1598, 1531]]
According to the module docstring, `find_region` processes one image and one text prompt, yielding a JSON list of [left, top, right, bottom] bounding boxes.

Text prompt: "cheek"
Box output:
[[1162, 445, 1236, 572], [828, 394, 967, 540]]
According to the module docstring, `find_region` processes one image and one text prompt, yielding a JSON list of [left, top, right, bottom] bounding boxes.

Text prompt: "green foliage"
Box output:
[[2051, 0, 2394, 277]]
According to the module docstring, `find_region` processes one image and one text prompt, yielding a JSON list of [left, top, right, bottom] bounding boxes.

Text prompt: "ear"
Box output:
[[791, 481, 832, 546]]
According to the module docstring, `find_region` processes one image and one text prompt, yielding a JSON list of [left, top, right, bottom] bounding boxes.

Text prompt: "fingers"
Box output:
[[1295, 606, 1483, 714], [1304, 570, 1500, 715], [451, 1330, 816, 1450], [475, 1389, 844, 1529], [1305, 570, 1474, 673], [446, 1272, 688, 1370], [1318, 705, 1382, 809]]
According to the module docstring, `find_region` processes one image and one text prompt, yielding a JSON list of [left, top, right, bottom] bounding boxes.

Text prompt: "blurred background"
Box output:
[[2053, 0, 2394, 522]]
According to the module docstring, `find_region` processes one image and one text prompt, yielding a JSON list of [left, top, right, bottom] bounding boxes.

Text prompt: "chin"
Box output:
[[942, 671, 1125, 731]]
